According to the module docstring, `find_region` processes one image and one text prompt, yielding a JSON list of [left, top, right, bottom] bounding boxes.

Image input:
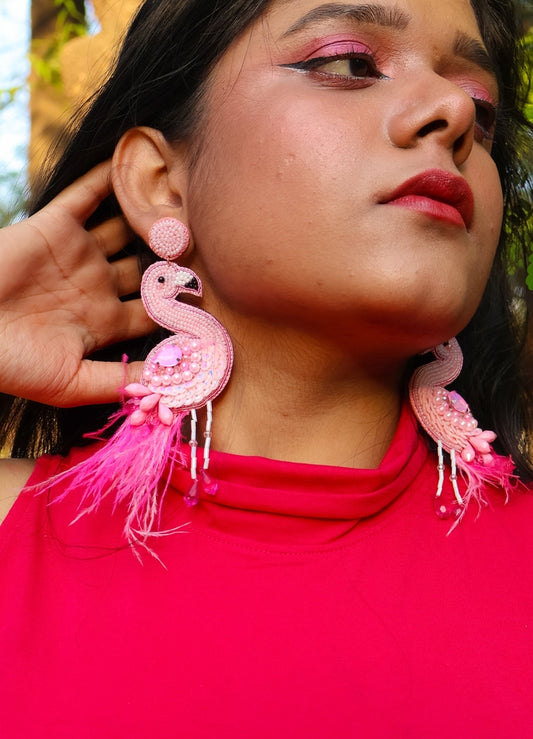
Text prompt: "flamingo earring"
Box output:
[[409, 337, 515, 524], [42, 218, 233, 548], [125, 218, 233, 505]]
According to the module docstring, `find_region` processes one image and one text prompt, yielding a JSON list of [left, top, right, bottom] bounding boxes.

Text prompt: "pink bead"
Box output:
[[184, 479, 200, 507], [130, 410, 147, 426], [201, 471, 218, 496], [470, 437, 491, 453], [477, 430, 497, 442], [158, 403, 174, 426], [448, 390, 469, 413], [434, 496, 462, 520], [461, 445, 475, 463], [140, 393, 161, 412], [125, 383, 152, 398]]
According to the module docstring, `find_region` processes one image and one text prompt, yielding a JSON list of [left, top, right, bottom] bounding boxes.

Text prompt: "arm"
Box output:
[[0, 160, 154, 407]]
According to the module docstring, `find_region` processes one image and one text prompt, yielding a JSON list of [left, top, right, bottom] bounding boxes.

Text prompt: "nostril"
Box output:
[[453, 133, 466, 153], [418, 119, 447, 137]]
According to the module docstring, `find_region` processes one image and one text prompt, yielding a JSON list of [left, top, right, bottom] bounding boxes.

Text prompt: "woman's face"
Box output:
[[184, 0, 503, 355]]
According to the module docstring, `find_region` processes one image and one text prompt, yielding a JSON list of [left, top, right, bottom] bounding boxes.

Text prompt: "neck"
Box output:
[[211, 325, 406, 469]]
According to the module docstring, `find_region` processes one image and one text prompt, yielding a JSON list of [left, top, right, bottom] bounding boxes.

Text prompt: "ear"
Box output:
[[111, 127, 191, 245]]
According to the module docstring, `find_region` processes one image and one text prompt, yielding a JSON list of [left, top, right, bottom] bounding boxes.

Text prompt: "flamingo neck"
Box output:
[[413, 346, 463, 389], [144, 295, 216, 339]]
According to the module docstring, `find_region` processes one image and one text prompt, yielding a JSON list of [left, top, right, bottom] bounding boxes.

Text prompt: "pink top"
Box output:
[[0, 405, 532, 737]]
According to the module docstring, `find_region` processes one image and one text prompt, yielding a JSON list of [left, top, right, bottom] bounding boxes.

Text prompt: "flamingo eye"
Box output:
[[158, 276, 165, 284]]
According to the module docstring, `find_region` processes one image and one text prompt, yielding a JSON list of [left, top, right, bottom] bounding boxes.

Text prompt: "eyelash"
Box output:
[[283, 52, 386, 88]]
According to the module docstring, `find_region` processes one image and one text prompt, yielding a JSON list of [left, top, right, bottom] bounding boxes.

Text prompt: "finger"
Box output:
[[90, 216, 135, 258], [52, 161, 113, 223], [60, 359, 146, 406], [112, 255, 142, 297], [92, 300, 155, 349], [120, 299, 156, 338]]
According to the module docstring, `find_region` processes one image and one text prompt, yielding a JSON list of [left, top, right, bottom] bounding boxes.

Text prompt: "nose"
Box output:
[[387, 74, 477, 167]]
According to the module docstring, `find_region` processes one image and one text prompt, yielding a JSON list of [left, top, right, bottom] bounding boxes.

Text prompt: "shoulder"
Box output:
[[0, 459, 37, 526]]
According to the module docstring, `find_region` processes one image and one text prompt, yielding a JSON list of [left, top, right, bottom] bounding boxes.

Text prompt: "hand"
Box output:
[[0, 161, 154, 407]]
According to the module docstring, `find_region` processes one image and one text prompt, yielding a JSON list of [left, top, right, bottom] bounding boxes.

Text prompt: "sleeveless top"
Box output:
[[0, 404, 532, 737]]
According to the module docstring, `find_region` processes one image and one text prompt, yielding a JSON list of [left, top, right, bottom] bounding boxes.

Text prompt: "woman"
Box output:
[[0, 0, 532, 735]]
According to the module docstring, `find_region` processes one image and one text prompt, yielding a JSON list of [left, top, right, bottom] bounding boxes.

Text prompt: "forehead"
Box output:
[[265, 0, 484, 39]]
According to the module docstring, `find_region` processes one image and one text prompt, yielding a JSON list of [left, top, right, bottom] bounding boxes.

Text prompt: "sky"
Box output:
[[0, 0, 30, 215]]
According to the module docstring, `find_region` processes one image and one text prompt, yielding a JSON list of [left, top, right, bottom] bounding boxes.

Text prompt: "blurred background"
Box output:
[[0, 0, 531, 229], [0, 0, 138, 222]]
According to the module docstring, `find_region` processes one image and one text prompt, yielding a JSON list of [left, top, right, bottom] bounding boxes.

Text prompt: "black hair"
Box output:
[[456, 0, 533, 477], [1, 0, 532, 477]]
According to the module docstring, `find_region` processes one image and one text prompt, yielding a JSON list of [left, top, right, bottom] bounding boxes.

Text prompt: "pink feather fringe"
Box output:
[[459, 454, 516, 506], [447, 452, 518, 532], [34, 402, 188, 549]]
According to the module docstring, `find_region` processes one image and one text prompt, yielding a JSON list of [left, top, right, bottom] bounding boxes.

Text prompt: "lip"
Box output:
[[379, 169, 474, 229]]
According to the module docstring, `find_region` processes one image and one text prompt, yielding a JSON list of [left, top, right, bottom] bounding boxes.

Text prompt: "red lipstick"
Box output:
[[381, 169, 474, 229]]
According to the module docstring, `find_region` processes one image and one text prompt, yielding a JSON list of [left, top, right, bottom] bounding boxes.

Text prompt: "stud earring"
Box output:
[[43, 217, 233, 549], [409, 338, 515, 524]]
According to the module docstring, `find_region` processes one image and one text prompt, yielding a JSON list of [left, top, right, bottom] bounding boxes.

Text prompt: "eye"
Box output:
[[158, 276, 166, 284], [282, 52, 385, 87], [472, 98, 497, 143], [306, 53, 380, 79]]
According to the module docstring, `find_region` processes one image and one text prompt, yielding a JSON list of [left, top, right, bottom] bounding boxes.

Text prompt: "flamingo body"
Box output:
[[409, 339, 494, 464], [142, 334, 230, 411], [130, 260, 233, 415]]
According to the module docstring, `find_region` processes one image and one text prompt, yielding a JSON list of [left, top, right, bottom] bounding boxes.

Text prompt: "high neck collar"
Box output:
[[169, 403, 429, 542]]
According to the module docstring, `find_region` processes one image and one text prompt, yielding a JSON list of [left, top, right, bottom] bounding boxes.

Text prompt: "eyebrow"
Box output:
[[281, 3, 410, 37], [453, 32, 497, 78], [280, 3, 497, 82]]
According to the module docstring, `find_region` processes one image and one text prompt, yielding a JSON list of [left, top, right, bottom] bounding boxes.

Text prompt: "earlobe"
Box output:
[[111, 127, 191, 243]]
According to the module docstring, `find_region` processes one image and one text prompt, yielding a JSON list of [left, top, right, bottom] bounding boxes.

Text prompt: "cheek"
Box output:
[[191, 80, 362, 208], [469, 158, 503, 286], [187, 92, 362, 300]]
